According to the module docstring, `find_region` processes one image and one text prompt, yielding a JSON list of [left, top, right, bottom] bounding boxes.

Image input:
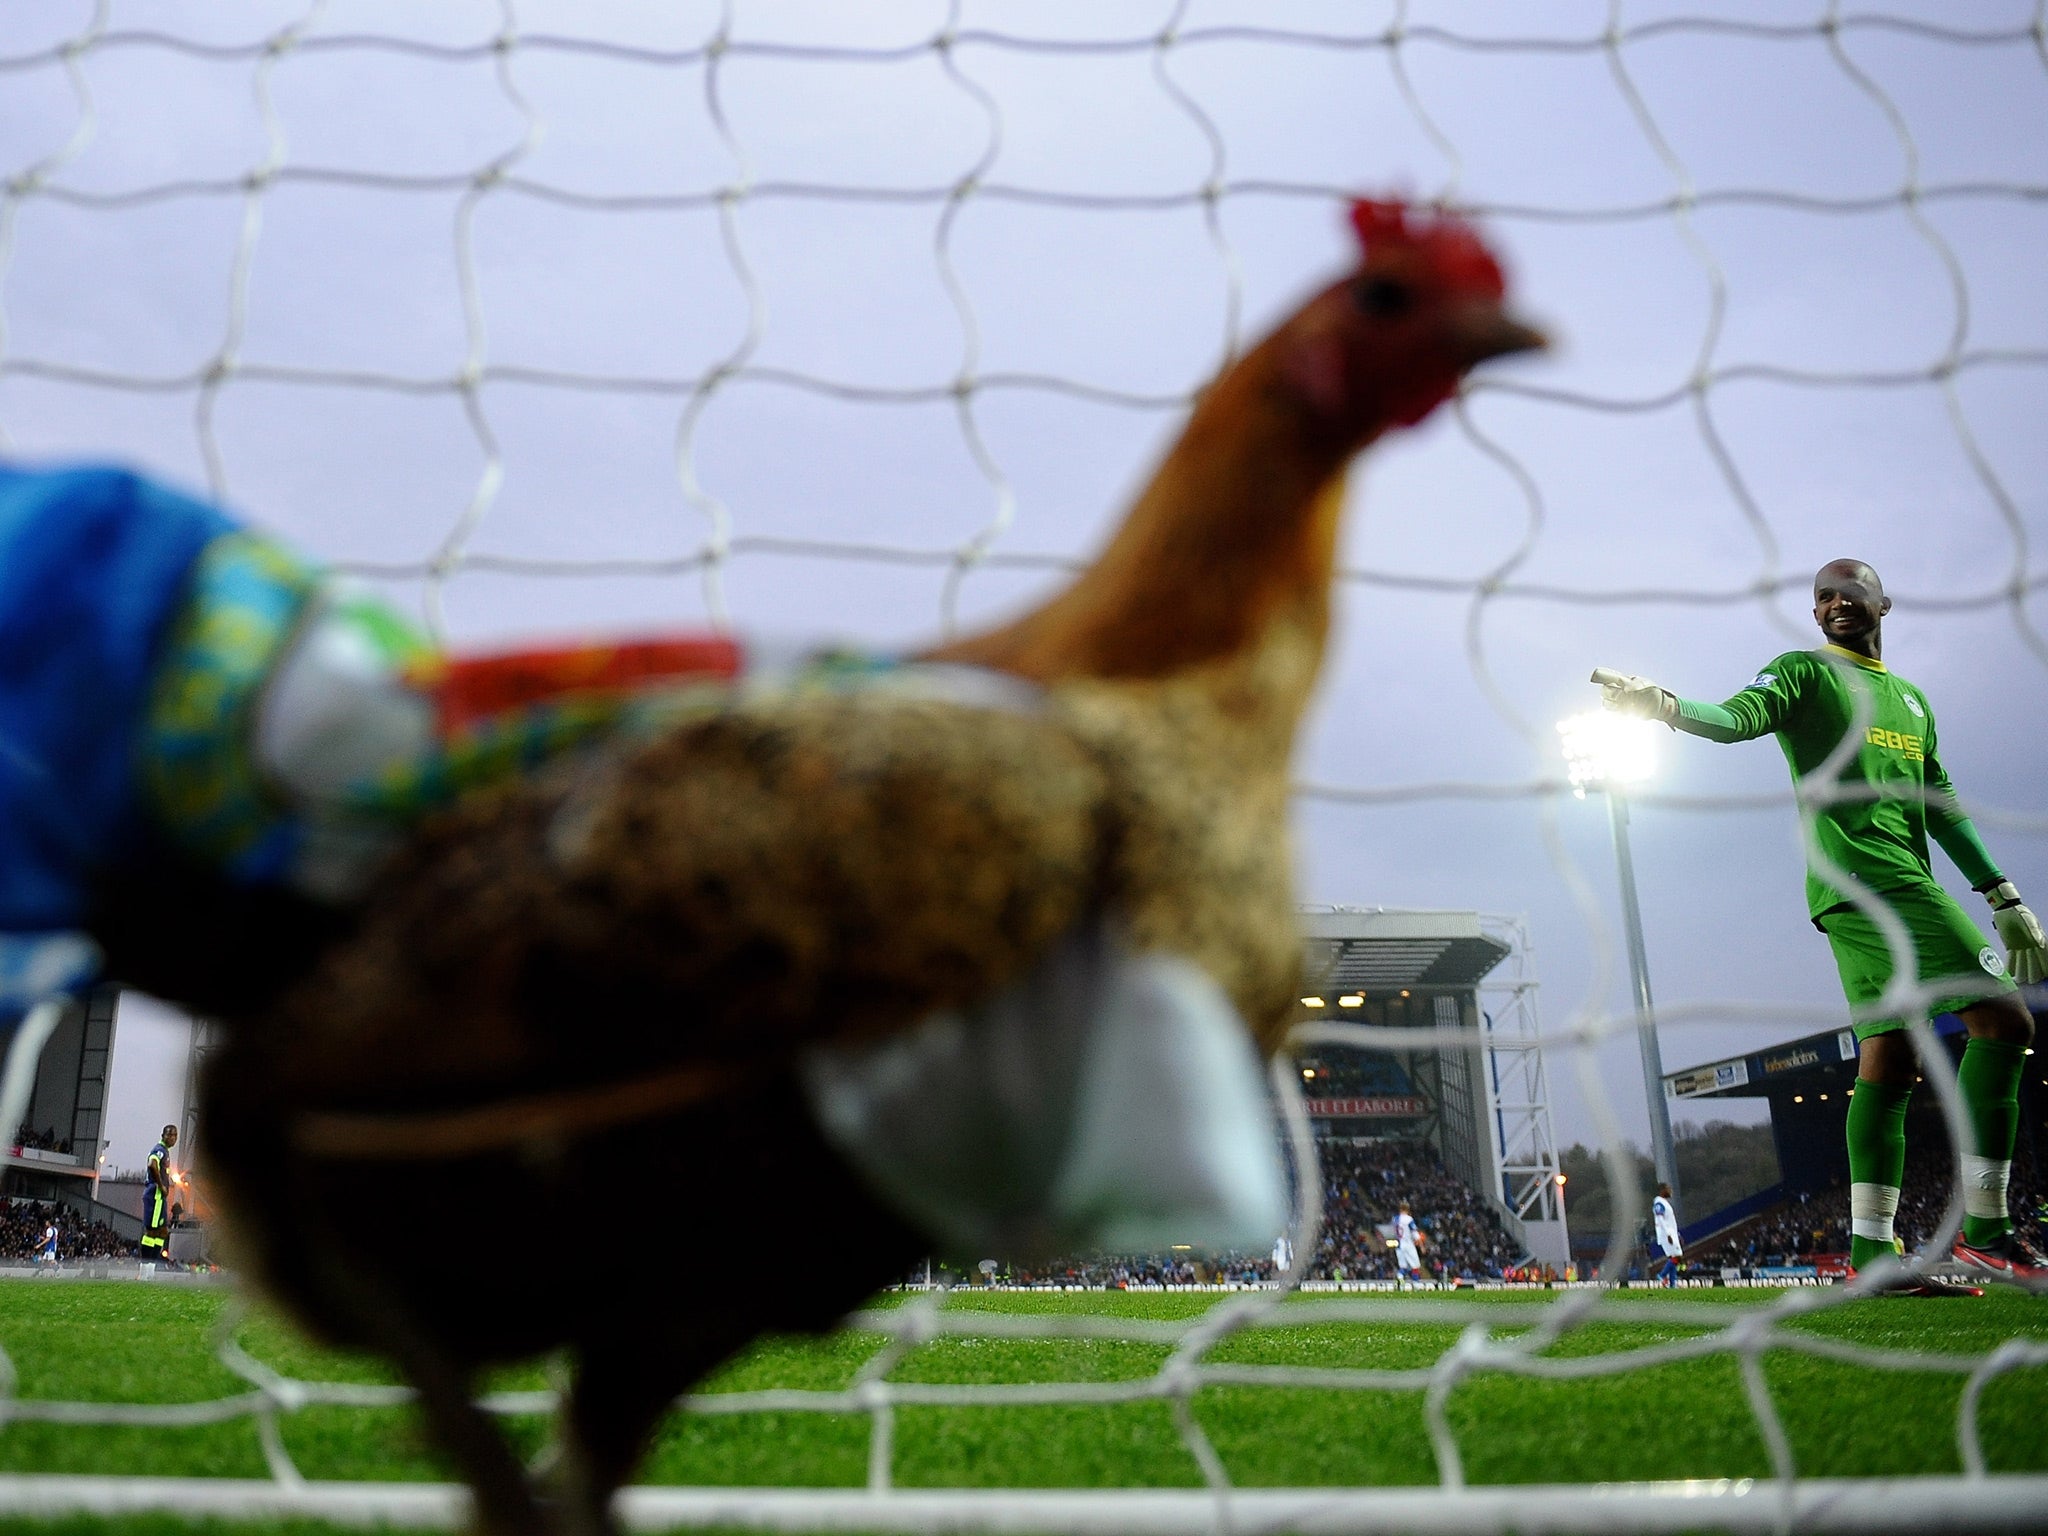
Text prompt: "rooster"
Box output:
[[175, 199, 1544, 1535]]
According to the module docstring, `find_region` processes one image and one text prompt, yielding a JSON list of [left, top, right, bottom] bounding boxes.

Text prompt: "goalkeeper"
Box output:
[[1598, 558, 2045, 1292]]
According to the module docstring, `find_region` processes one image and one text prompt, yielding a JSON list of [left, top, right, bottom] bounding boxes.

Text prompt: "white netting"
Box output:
[[2, 0, 2047, 1530]]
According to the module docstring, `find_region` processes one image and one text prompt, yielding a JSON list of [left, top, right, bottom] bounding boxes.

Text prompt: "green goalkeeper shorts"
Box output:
[[1815, 881, 2015, 1039]]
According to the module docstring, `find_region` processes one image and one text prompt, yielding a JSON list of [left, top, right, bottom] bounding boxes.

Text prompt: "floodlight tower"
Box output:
[[1557, 710, 1680, 1205]]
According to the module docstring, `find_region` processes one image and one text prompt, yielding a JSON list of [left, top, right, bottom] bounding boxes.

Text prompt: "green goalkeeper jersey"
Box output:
[[1670, 644, 2001, 919]]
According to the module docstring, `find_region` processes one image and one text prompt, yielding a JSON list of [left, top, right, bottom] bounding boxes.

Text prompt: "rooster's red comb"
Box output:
[[1349, 198, 1505, 301]]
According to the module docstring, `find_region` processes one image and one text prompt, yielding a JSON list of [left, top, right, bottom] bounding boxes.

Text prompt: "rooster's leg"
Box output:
[[551, 1328, 748, 1536], [405, 1343, 549, 1534], [343, 1269, 551, 1535]]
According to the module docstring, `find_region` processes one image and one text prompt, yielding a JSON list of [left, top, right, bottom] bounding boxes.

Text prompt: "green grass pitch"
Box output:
[[0, 1280, 2042, 1535]]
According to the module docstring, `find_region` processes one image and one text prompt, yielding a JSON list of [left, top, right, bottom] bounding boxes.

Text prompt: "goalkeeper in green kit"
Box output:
[[1599, 559, 2047, 1294]]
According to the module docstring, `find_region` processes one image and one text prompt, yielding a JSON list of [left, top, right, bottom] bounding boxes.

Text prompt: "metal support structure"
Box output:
[[178, 1012, 222, 1219], [1404, 1036, 1445, 1158], [1606, 790, 1680, 1204], [1430, 997, 1481, 1194], [1475, 915, 1570, 1266], [74, 990, 117, 1189]]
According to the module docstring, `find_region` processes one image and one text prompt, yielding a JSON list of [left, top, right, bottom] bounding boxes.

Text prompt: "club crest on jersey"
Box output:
[[1979, 946, 2006, 977], [1750, 671, 1777, 689], [1903, 695, 1924, 717]]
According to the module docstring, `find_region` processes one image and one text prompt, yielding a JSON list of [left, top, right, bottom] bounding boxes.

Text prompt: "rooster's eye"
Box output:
[[1352, 276, 1412, 318]]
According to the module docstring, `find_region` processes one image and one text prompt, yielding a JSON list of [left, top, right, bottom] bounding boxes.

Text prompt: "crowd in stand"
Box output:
[[981, 1120, 2041, 1287], [10, 1124, 74, 1155], [1694, 1188, 1848, 1267], [966, 1138, 1521, 1287], [1695, 1141, 2044, 1269], [1308, 1139, 1519, 1281], [1001, 1253, 1271, 1287], [0, 1198, 130, 1262]]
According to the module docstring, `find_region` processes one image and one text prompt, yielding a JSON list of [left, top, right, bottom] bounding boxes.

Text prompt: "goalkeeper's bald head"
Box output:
[[1814, 558, 1885, 600], [1813, 559, 1890, 655]]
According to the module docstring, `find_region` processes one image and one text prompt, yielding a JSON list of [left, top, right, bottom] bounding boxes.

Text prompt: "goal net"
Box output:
[[2, 0, 2045, 1531]]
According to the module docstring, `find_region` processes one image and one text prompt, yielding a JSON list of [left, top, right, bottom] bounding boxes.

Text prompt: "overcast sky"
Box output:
[[4, 0, 2044, 1181]]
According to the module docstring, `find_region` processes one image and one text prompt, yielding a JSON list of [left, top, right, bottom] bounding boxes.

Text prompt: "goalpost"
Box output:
[[2, 1, 2047, 1530]]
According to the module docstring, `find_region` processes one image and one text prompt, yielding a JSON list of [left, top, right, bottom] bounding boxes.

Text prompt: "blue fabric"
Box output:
[[139, 531, 320, 888], [0, 932, 102, 1047], [0, 464, 235, 934]]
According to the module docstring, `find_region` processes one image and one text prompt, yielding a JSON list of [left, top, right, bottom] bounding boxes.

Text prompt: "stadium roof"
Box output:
[[1299, 909, 1510, 992]]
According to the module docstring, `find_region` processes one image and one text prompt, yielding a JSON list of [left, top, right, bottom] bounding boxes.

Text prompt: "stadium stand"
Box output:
[[1694, 1144, 2045, 1271], [1296, 1053, 1414, 1099], [10, 1125, 72, 1155], [967, 1138, 1521, 1286], [1309, 1138, 1521, 1281], [998, 1254, 1270, 1288]]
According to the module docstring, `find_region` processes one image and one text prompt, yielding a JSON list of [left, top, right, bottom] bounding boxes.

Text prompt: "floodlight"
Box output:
[[1556, 709, 1658, 798]]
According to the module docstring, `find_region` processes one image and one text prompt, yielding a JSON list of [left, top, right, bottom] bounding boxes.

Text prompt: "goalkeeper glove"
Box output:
[[1984, 881, 2048, 985], [1590, 667, 1677, 725]]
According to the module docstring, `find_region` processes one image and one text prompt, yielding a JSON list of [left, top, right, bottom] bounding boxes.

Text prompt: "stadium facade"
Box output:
[[1296, 908, 1570, 1267], [3, 987, 114, 1200]]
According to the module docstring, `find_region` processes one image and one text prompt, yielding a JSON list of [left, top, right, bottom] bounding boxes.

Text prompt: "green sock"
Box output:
[[1956, 1037, 2025, 1248], [1846, 1079, 1912, 1271]]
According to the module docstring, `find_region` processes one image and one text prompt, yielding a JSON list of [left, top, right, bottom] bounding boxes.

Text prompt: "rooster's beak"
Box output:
[[1449, 303, 1549, 368]]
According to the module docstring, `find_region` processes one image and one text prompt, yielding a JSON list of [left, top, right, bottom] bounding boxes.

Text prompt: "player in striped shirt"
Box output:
[[1599, 560, 2046, 1295]]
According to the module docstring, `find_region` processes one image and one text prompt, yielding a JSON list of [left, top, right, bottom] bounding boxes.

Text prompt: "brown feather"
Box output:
[[246, 691, 1113, 1113]]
